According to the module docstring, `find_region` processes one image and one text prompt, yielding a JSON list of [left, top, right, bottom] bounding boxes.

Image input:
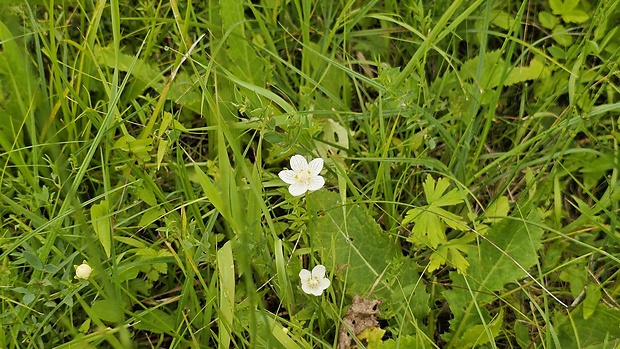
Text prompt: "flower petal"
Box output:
[[290, 155, 308, 172], [318, 278, 331, 291], [278, 170, 297, 184], [307, 175, 325, 191], [311, 265, 326, 279], [289, 182, 308, 196], [299, 269, 311, 281], [307, 158, 324, 176], [301, 282, 316, 294]]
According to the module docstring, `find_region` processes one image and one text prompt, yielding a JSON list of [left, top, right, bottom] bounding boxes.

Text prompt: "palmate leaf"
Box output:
[[404, 175, 466, 248], [443, 209, 544, 347], [428, 234, 475, 274]]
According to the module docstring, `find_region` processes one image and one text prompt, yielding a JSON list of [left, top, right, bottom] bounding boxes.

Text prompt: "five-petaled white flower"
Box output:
[[278, 155, 325, 196], [75, 261, 93, 280], [299, 265, 331, 296]]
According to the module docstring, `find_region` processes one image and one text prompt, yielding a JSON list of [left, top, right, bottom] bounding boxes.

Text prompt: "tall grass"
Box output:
[[0, 0, 619, 348]]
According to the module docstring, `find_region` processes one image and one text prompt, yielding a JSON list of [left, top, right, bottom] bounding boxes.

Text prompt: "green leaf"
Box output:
[[91, 201, 112, 258], [555, 304, 620, 348], [134, 309, 175, 334], [22, 250, 43, 270], [582, 284, 602, 319], [444, 210, 544, 343], [308, 191, 401, 297], [562, 9, 589, 23], [429, 235, 475, 274], [452, 310, 503, 348], [93, 46, 202, 112], [405, 207, 447, 248], [484, 196, 510, 223], [404, 176, 467, 248], [550, 0, 579, 14], [91, 299, 124, 323], [552, 25, 574, 46], [539, 11, 559, 29], [217, 241, 235, 349], [138, 207, 165, 228]]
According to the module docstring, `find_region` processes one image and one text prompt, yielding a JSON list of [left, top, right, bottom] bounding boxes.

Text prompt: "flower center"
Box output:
[[307, 277, 320, 289], [294, 169, 313, 185]]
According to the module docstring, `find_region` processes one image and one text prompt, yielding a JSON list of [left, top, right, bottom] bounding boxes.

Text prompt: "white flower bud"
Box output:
[[75, 262, 92, 280]]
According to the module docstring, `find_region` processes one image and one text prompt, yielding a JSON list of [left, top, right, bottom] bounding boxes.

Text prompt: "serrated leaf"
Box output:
[[407, 208, 446, 248], [550, 0, 579, 14], [424, 175, 450, 203], [504, 59, 544, 86], [444, 210, 544, 343], [555, 305, 620, 348], [561, 9, 589, 23], [308, 191, 401, 297], [91, 201, 112, 258], [428, 235, 474, 274], [552, 25, 574, 46], [358, 327, 386, 348], [490, 11, 515, 30], [539, 11, 558, 29]]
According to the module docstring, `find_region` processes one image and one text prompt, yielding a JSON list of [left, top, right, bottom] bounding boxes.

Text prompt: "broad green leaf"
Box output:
[[490, 11, 516, 30], [91, 299, 124, 323], [93, 46, 202, 112], [562, 9, 589, 23], [458, 50, 544, 90], [452, 310, 503, 349], [559, 263, 587, 298], [91, 201, 112, 258], [23, 250, 43, 270], [538, 11, 558, 29], [134, 308, 175, 334], [552, 25, 574, 46], [582, 284, 601, 319], [220, 0, 270, 102], [308, 190, 400, 295], [0, 20, 39, 186], [484, 196, 510, 223], [138, 207, 165, 228], [555, 304, 620, 348], [308, 191, 415, 302], [503, 59, 544, 86], [444, 210, 544, 343], [358, 327, 386, 348], [550, 0, 579, 14]]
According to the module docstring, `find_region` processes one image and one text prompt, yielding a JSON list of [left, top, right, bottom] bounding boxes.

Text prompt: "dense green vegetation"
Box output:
[[1, 0, 619, 348]]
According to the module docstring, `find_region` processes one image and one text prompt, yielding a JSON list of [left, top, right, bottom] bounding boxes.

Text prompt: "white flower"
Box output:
[[278, 155, 325, 196], [75, 261, 92, 280], [299, 265, 331, 296]]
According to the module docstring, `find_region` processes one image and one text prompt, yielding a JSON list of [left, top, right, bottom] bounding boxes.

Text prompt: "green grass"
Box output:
[[1, 0, 619, 348]]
